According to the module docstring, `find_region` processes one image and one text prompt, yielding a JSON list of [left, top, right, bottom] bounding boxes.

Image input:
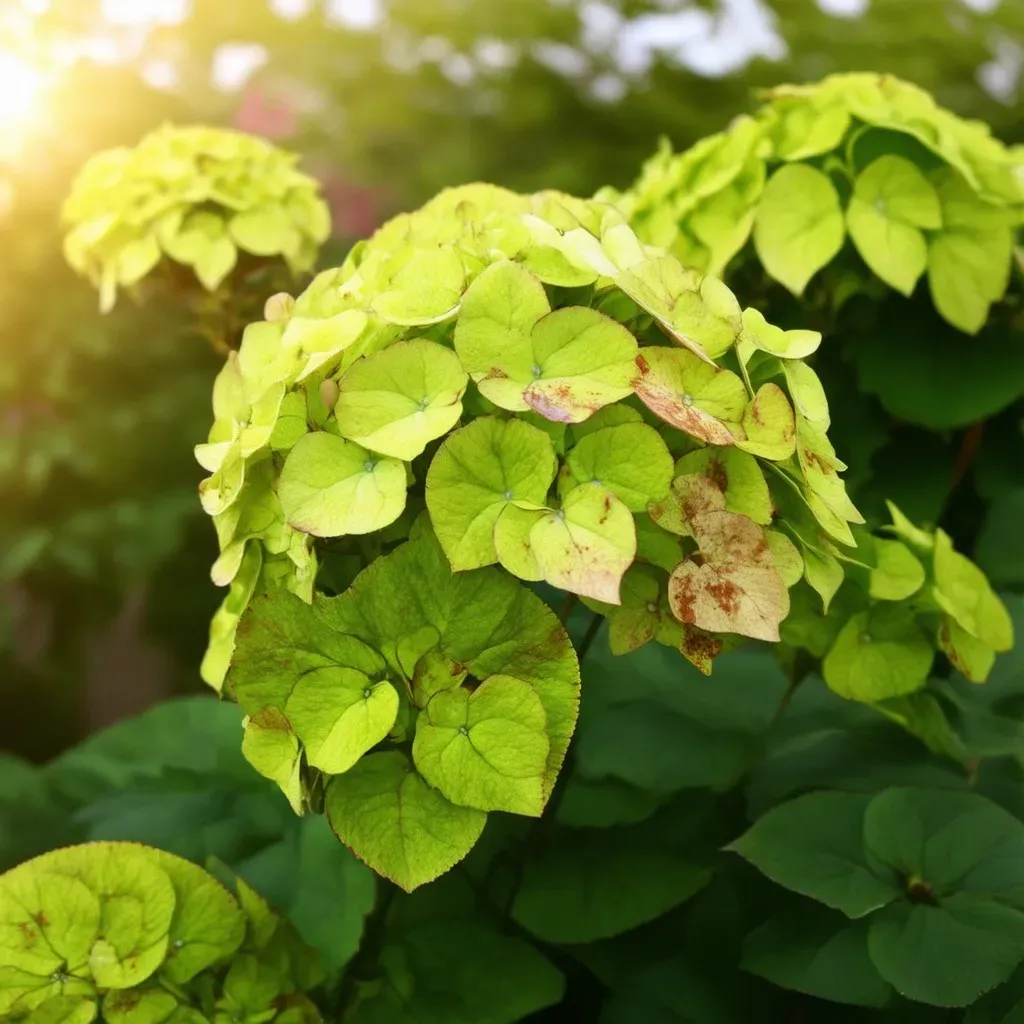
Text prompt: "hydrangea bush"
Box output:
[[0, 842, 324, 1024], [2, 78, 1020, 1023], [193, 180, 1010, 894], [62, 126, 330, 318]]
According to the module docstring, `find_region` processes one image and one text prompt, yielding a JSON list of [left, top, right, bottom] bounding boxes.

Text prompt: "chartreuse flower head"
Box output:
[[63, 125, 331, 313], [606, 72, 1024, 335], [0, 842, 324, 1024], [197, 181, 867, 891]]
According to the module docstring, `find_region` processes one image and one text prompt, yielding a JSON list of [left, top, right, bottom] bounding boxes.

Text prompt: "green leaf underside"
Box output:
[[371, 246, 466, 325], [615, 255, 742, 361], [823, 606, 934, 702], [847, 155, 940, 296], [754, 164, 845, 295], [927, 171, 1013, 334], [933, 529, 1013, 653]]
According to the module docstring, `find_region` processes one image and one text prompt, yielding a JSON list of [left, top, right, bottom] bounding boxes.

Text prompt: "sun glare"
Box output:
[[0, 50, 43, 130]]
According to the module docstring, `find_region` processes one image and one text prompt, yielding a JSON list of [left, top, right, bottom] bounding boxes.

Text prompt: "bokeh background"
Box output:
[[2, 0, 1022, 762]]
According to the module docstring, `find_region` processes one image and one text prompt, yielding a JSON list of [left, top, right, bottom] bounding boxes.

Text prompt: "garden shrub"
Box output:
[[186, 153, 1021, 1015], [2, 75, 1022, 1023], [194, 181, 879, 885]]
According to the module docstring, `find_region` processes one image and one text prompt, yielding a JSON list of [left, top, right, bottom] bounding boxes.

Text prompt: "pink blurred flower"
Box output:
[[319, 172, 391, 239], [233, 83, 298, 139]]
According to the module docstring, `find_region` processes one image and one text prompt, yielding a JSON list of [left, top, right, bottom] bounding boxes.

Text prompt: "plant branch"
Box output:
[[768, 672, 805, 733], [334, 881, 398, 1015], [950, 420, 986, 492], [576, 612, 605, 665], [557, 592, 578, 624]]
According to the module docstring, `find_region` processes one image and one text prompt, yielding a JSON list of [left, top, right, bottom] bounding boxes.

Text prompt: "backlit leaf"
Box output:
[[754, 164, 845, 296], [739, 307, 821, 360], [370, 246, 466, 326], [334, 340, 468, 460], [823, 607, 933, 702], [529, 483, 637, 604], [674, 447, 773, 525], [285, 667, 400, 775], [454, 260, 639, 422], [932, 528, 1013, 653], [278, 432, 407, 538], [848, 155, 940, 290], [735, 384, 796, 461], [564, 422, 673, 512], [614, 255, 724, 363]]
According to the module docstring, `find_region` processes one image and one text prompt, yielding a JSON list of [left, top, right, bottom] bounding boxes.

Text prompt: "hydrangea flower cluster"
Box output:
[[196, 182, 871, 889], [604, 72, 1024, 334], [63, 126, 331, 312], [0, 842, 323, 1024]]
